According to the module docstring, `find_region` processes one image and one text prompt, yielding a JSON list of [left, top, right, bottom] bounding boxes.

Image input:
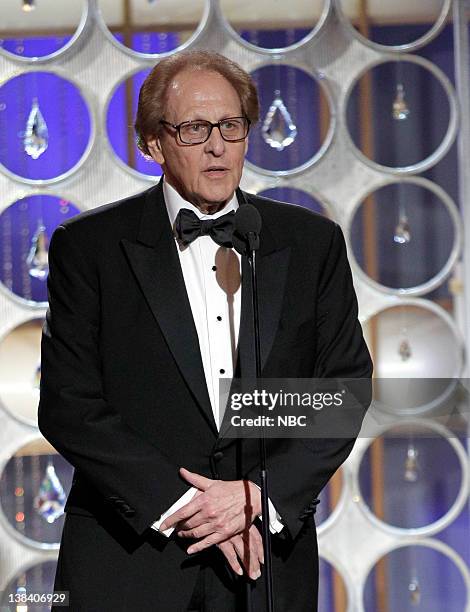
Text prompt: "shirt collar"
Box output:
[[163, 176, 239, 229]]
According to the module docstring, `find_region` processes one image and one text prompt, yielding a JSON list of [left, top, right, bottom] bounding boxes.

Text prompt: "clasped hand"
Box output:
[[159, 467, 264, 579]]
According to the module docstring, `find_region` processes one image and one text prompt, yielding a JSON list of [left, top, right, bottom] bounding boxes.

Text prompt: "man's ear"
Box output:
[[146, 136, 165, 165], [243, 136, 249, 156]]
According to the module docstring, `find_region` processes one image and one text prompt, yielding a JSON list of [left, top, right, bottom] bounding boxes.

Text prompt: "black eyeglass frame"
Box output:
[[159, 116, 251, 145]]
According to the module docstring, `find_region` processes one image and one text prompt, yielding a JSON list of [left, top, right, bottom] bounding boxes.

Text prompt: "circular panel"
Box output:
[[0, 0, 87, 60], [358, 424, 462, 530], [363, 544, 468, 611], [1, 560, 58, 610], [319, 557, 348, 611], [345, 59, 454, 172], [336, 0, 449, 50], [0, 439, 73, 546], [349, 181, 460, 294], [0, 319, 43, 426], [0, 72, 93, 183], [98, 0, 207, 57], [259, 187, 329, 217], [106, 69, 161, 179], [0, 194, 81, 304], [220, 0, 329, 50], [364, 303, 463, 414], [247, 65, 332, 173]]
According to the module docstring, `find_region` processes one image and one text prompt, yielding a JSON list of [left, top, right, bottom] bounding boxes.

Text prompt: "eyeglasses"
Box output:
[[160, 116, 251, 145]]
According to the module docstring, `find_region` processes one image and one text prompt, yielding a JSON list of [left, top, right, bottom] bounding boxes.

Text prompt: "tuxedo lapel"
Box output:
[[120, 182, 217, 435], [236, 190, 291, 379]]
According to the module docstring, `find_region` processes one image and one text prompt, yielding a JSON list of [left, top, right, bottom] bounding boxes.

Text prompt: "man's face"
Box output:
[[146, 69, 248, 212]]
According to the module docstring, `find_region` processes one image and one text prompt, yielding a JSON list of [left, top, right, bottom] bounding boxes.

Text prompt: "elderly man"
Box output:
[[39, 50, 372, 611]]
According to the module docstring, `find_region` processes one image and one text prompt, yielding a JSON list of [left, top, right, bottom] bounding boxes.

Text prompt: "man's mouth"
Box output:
[[204, 167, 229, 176]]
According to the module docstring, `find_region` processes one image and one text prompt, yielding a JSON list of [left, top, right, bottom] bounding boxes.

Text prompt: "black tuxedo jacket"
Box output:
[[38, 179, 372, 611]]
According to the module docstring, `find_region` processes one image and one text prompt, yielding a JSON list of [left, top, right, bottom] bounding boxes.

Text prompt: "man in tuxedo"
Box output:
[[38, 50, 372, 611]]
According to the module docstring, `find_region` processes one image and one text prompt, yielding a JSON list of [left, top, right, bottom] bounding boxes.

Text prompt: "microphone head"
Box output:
[[233, 204, 262, 255]]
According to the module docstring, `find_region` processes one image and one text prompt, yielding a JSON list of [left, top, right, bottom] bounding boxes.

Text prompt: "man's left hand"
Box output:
[[159, 467, 261, 554]]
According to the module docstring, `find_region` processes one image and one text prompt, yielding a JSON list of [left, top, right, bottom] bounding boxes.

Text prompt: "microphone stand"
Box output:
[[247, 233, 274, 612]]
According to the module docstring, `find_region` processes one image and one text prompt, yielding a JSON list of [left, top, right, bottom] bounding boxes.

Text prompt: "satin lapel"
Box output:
[[235, 191, 291, 379], [120, 182, 217, 435], [220, 194, 290, 439]]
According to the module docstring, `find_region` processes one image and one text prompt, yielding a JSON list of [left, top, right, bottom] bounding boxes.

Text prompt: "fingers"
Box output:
[[231, 529, 262, 580], [249, 524, 264, 565], [158, 497, 205, 531], [177, 520, 215, 540], [180, 468, 213, 490], [217, 541, 243, 577], [186, 526, 233, 554]]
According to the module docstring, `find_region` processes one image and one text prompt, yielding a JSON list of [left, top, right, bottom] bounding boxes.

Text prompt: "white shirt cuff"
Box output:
[[151, 487, 198, 537], [253, 483, 284, 534]]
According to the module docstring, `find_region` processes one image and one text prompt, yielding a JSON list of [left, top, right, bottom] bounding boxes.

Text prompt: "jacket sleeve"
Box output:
[[38, 224, 190, 536], [246, 222, 373, 540]]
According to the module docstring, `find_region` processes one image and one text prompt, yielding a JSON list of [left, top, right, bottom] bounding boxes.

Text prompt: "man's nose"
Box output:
[[204, 125, 225, 155]]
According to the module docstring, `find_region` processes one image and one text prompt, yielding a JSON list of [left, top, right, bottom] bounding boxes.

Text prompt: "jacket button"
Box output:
[[213, 451, 224, 462], [124, 508, 136, 517]]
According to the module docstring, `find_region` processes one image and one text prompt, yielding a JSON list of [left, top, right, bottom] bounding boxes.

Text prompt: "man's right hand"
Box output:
[[216, 523, 264, 580]]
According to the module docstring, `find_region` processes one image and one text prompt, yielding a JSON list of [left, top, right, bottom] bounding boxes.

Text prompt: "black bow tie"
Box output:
[[174, 208, 235, 248]]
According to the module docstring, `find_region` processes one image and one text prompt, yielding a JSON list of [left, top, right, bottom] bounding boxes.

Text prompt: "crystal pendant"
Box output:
[[404, 444, 419, 482], [392, 83, 410, 121], [394, 215, 411, 244], [26, 222, 49, 280], [399, 339, 411, 361], [408, 577, 421, 605], [261, 91, 297, 152], [23, 98, 48, 159], [34, 462, 66, 524], [22, 0, 36, 12]]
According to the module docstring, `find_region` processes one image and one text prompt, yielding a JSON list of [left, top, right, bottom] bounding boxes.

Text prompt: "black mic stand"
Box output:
[[246, 231, 274, 612]]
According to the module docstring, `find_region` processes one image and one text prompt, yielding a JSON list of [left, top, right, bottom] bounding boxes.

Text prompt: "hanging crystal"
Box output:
[[394, 214, 411, 244], [33, 461, 66, 524], [22, 0, 36, 11], [392, 83, 410, 121], [26, 221, 49, 280], [404, 444, 419, 482], [408, 576, 421, 605], [261, 90, 297, 152], [23, 98, 48, 159], [398, 339, 411, 361]]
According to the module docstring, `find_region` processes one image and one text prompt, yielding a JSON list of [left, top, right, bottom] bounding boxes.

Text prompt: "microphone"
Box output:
[[233, 204, 262, 255]]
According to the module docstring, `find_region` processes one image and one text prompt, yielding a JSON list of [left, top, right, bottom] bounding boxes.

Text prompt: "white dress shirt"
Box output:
[[151, 178, 283, 536]]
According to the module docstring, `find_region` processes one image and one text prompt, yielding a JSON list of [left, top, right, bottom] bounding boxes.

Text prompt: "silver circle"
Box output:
[[346, 176, 462, 296], [0, 317, 44, 427], [362, 298, 464, 416], [103, 67, 161, 182], [217, 0, 332, 55], [0, 190, 84, 308], [341, 54, 458, 175], [352, 419, 469, 537], [95, 0, 210, 60], [0, 0, 89, 64], [334, 0, 452, 54], [245, 61, 336, 177], [0, 67, 97, 186], [359, 539, 470, 612], [0, 434, 65, 551]]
